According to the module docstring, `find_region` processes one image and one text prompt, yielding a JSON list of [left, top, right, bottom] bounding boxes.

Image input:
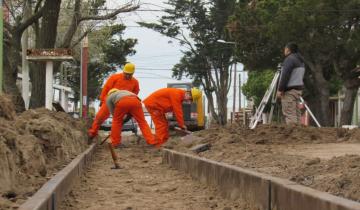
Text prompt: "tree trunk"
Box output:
[[30, 0, 62, 108], [340, 87, 357, 125], [203, 90, 219, 124], [215, 87, 228, 125], [317, 88, 331, 126], [340, 78, 360, 125], [308, 63, 331, 126], [3, 34, 26, 113]]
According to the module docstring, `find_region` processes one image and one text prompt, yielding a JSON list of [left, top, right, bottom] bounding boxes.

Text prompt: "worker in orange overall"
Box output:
[[143, 87, 201, 146], [88, 63, 139, 139], [106, 88, 156, 147]]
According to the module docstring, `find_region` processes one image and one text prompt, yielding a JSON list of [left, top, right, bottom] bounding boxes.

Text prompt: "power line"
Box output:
[[136, 71, 173, 79], [136, 67, 235, 72], [139, 3, 169, 10], [60, 7, 164, 12], [136, 76, 182, 80], [130, 53, 183, 59], [60, 6, 360, 13]]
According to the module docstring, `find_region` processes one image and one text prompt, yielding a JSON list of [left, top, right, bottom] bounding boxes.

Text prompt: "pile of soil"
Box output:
[[166, 124, 360, 202], [0, 93, 16, 120], [0, 94, 88, 209], [193, 124, 359, 145]]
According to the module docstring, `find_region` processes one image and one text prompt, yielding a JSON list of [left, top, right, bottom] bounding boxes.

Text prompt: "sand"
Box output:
[[0, 94, 88, 210], [166, 124, 360, 202], [60, 135, 246, 210]]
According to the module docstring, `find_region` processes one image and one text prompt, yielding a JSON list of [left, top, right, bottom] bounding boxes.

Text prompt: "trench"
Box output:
[[59, 135, 245, 210]]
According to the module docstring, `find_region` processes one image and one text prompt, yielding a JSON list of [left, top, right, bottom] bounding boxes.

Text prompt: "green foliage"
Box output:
[[67, 61, 115, 102], [242, 69, 275, 107], [329, 76, 343, 96], [231, 0, 360, 125], [229, 1, 282, 70], [139, 0, 238, 125], [138, 0, 237, 82], [231, 0, 360, 79]]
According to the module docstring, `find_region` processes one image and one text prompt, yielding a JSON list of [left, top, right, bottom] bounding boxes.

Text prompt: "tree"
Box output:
[[29, 0, 62, 108], [139, 0, 237, 125], [3, 0, 140, 111], [29, 0, 140, 108], [3, 0, 45, 112], [242, 69, 275, 107], [230, 0, 360, 126]]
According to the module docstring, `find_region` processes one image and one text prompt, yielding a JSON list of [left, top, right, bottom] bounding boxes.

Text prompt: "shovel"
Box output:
[[108, 142, 121, 169], [173, 127, 198, 144], [100, 134, 110, 145], [173, 126, 192, 135], [173, 127, 207, 150], [99, 134, 121, 169]]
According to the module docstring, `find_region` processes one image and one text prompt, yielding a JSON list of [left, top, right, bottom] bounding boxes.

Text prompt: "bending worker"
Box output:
[[106, 88, 156, 147], [277, 42, 305, 124], [88, 63, 139, 139], [143, 87, 201, 146]]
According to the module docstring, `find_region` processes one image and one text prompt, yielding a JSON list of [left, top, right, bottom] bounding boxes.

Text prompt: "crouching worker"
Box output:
[[106, 88, 156, 147], [143, 87, 201, 147]]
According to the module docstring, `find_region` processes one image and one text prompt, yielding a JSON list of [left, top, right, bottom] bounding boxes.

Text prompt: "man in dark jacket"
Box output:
[[277, 42, 305, 124]]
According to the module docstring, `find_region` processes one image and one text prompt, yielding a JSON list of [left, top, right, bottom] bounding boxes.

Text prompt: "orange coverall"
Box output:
[[88, 73, 140, 137], [111, 96, 156, 146], [143, 88, 186, 145]]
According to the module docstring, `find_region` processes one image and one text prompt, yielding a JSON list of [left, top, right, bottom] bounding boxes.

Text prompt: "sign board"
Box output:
[[26, 49, 73, 61]]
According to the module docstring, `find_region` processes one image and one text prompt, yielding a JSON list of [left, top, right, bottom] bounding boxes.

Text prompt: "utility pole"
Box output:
[[232, 61, 237, 123], [80, 36, 88, 119], [21, 1, 31, 109], [238, 72, 241, 111], [0, 0, 3, 93]]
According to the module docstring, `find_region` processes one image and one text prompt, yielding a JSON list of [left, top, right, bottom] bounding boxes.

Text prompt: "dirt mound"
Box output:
[[0, 108, 88, 209], [290, 155, 360, 202], [0, 94, 16, 120], [167, 124, 360, 202], [192, 124, 359, 145]]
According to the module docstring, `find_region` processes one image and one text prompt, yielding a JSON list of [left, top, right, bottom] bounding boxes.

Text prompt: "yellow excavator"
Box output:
[[166, 83, 205, 131]]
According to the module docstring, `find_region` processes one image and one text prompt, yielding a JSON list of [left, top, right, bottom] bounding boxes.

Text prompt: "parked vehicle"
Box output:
[[100, 116, 138, 135], [122, 118, 138, 135], [166, 83, 205, 131]]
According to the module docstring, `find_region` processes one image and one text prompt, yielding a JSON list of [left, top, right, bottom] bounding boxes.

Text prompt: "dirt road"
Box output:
[[60, 135, 243, 210]]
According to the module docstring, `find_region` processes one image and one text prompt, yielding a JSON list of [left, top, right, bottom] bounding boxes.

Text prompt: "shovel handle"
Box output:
[[174, 126, 192, 135], [100, 134, 111, 145], [108, 142, 121, 169]]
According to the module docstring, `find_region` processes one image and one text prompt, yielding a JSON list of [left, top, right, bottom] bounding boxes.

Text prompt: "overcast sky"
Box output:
[[104, 0, 248, 113], [105, 0, 190, 100]]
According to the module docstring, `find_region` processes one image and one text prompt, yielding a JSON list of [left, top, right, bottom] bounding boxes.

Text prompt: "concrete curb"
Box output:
[[163, 149, 360, 210], [19, 143, 96, 210]]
